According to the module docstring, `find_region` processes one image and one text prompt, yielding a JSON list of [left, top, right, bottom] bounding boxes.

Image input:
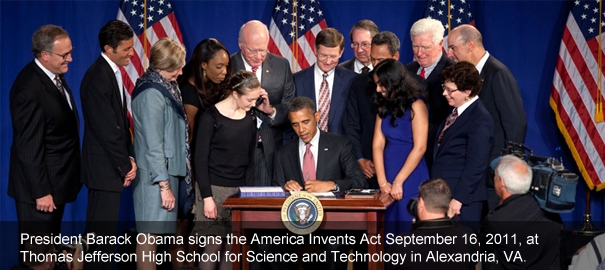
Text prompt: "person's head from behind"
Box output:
[[32, 24, 73, 74], [349, 20, 379, 66], [288, 96, 320, 144], [98, 20, 135, 66], [370, 31, 400, 67], [239, 20, 269, 68], [409, 18, 444, 68], [493, 155, 532, 201], [150, 38, 186, 82], [181, 38, 231, 86], [315, 28, 345, 73], [20, 232, 56, 269], [440, 61, 482, 108], [417, 178, 451, 220], [447, 24, 484, 63], [372, 59, 422, 100], [225, 70, 261, 112]]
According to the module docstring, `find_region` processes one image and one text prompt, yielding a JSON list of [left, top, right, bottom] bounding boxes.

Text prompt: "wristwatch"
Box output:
[[333, 182, 340, 193]]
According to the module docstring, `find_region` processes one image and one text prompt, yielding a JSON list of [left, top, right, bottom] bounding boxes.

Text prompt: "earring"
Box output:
[[203, 70, 207, 78], [465, 96, 470, 101]]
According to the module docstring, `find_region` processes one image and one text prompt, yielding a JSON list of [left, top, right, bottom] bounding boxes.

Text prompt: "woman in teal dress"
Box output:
[[372, 59, 430, 237]]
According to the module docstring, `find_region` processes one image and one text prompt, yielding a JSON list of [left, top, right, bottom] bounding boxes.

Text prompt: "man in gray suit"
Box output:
[[231, 20, 295, 186], [339, 20, 379, 74]]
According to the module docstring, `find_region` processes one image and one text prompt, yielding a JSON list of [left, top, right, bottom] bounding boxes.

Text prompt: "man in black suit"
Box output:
[[342, 31, 401, 188], [80, 20, 137, 268], [293, 28, 357, 135], [231, 20, 295, 186], [9, 25, 81, 236], [447, 24, 527, 211], [339, 20, 379, 74], [405, 18, 455, 169], [266, 96, 366, 270]]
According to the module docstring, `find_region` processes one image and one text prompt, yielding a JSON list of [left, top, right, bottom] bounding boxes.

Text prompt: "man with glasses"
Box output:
[[405, 18, 455, 170], [339, 20, 379, 74], [294, 28, 356, 135], [79, 20, 137, 270], [343, 31, 409, 188], [231, 20, 295, 186], [9, 25, 81, 236], [447, 24, 527, 212]]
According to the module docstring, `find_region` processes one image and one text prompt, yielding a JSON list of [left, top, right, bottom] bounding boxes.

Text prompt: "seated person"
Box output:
[[479, 155, 563, 270], [568, 232, 605, 270], [12, 232, 83, 270], [263, 96, 367, 270], [273, 96, 367, 193], [386, 178, 478, 270]]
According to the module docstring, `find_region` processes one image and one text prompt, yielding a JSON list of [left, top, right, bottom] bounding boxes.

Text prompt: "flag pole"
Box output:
[[143, 0, 148, 70], [597, 0, 604, 122], [447, 0, 451, 34], [292, 1, 299, 73]]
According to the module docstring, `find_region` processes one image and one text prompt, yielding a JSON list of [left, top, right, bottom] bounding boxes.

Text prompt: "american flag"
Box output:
[[423, 0, 474, 49], [551, 0, 605, 190], [117, 0, 184, 135], [268, 0, 328, 72]]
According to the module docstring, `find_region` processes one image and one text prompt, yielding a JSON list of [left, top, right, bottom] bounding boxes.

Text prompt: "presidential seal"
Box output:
[[281, 192, 324, 235]]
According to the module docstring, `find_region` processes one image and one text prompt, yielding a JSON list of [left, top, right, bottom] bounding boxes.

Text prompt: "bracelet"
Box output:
[[380, 182, 387, 188], [394, 183, 403, 187], [159, 182, 170, 189]]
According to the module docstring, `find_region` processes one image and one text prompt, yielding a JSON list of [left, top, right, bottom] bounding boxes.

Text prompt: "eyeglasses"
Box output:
[[317, 53, 339, 61], [245, 47, 268, 56], [441, 84, 459, 94], [46, 48, 74, 60], [351, 42, 371, 49]]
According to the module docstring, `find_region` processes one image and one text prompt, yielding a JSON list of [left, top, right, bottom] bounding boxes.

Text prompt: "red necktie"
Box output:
[[419, 67, 426, 79], [251, 66, 258, 74], [318, 73, 330, 132], [302, 143, 316, 181], [438, 108, 458, 147]]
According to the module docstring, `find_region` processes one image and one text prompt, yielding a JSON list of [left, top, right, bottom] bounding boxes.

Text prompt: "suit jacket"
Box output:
[[273, 131, 367, 191], [339, 58, 356, 72], [80, 55, 133, 192], [231, 52, 295, 176], [293, 65, 357, 134], [342, 73, 377, 161], [8, 60, 81, 204], [431, 99, 493, 204], [479, 55, 527, 162]]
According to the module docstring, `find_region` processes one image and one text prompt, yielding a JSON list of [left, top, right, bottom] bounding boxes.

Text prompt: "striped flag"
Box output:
[[551, 0, 605, 190], [117, 0, 184, 136], [268, 0, 328, 73], [423, 0, 474, 49]]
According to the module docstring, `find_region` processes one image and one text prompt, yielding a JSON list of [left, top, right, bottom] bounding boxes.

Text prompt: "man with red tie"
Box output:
[[405, 18, 455, 169]]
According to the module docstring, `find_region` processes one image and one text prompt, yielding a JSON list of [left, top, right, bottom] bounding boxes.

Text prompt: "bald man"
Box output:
[[231, 20, 295, 186], [446, 24, 527, 212]]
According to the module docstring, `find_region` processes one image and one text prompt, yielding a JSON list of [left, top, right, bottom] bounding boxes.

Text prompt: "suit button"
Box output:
[[117, 126, 121, 130]]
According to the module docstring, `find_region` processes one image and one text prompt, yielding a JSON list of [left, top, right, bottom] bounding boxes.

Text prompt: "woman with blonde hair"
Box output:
[[131, 38, 190, 270]]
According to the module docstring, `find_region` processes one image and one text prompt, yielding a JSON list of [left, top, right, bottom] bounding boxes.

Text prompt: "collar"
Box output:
[[314, 64, 335, 78], [456, 95, 479, 115], [354, 59, 372, 73], [241, 52, 261, 70], [412, 217, 455, 230], [476, 51, 490, 73], [34, 58, 59, 81], [101, 52, 120, 74], [298, 127, 321, 149]]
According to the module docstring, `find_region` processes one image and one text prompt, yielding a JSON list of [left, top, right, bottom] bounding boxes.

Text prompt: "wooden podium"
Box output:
[[222, 195, 386, 270]]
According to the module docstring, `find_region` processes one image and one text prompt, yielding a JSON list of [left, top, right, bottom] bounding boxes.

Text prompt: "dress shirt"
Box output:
[[298, 128, 320, 173], [455, 95, 479, 116], [101, 52, 125, 106], [34, 58, 72, 109], [313, 65, 335, 109], [241, 53, 263, 82], [475, 51, 490, 73], [353, 59, 372, 74], [417, 52, 443, 78]]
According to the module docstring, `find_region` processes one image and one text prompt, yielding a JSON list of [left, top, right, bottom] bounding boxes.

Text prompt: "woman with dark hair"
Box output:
[[432, 61, 494, 226], [193, 70, 260, 270], [178, 38, 232, 136], [372, 59, 429, 236]]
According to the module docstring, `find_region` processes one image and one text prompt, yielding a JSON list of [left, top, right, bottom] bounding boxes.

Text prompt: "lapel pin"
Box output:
[[324, 147, 328, 151], [266, 70, 269, 73]]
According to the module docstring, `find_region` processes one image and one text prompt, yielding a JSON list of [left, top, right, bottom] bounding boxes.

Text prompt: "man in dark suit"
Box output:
[[447, 24, 527, 211], [80, 20, 137, 269], [342, 31, 401, 188], [266, 96, 366, 270], [339, 20, 379, 74], [405, 18, 455, 170], [9, 25, 81, 236], [294, 28, 357, 135], [231, 20, 295, 186]]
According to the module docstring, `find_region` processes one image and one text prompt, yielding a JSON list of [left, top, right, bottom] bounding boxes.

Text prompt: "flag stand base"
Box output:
[[571, 189, 602, 236]]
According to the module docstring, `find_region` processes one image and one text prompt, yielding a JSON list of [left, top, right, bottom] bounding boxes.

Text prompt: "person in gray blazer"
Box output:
[[131, 38, 189, 270], [231, 20, 295, 186]]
